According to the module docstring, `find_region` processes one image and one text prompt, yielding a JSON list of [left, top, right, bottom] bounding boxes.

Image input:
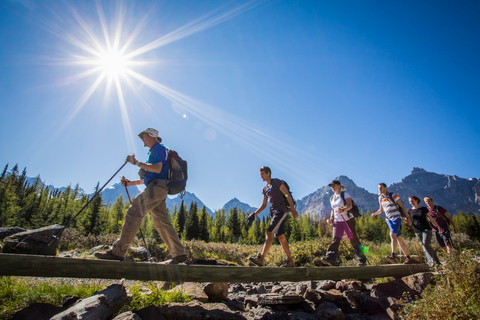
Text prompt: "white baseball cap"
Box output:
[[138, 128, 162, 142]]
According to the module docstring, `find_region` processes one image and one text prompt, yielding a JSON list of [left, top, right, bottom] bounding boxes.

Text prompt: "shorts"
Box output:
[[267, 209, 287, 237], [434, 229, 453, 247], [386, 217, 402, 237]]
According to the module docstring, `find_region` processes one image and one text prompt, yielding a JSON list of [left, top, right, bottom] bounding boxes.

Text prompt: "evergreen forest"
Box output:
[[2, 164, 480, 245]]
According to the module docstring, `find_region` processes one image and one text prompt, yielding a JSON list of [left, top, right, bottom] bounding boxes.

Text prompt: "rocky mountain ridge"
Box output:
[[30, 167, 480, 217]]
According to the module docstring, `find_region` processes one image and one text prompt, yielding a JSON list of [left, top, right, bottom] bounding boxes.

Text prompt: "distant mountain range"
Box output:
[[27, 167, 480, 217], [296, 167, 480, 218]]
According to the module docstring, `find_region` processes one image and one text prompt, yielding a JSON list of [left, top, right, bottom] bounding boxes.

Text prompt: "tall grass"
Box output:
[[400, 250, 480, 319], [0, 277, 190, 319]]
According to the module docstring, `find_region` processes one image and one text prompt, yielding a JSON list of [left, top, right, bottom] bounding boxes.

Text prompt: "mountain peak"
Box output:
[[411, 167, 427, 174]]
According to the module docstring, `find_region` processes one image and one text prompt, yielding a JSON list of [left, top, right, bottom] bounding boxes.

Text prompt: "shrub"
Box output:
[[400, 250, 480, 319]]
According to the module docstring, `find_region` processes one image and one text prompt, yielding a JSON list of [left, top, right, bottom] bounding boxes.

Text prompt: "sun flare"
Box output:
[[96, 49, 129, 79]]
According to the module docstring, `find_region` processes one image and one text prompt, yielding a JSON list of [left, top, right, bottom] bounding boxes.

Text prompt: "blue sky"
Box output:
[[1, 0, 479, 211]]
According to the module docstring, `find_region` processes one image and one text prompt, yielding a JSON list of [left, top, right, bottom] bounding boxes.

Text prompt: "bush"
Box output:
[[400, 250, 480, 319]]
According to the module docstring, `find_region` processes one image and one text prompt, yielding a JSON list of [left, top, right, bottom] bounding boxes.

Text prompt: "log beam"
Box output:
[[0, 253, 430, 282]]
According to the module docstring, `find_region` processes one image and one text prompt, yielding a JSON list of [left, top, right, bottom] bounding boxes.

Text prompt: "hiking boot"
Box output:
[[320, 257, 336, 266], [385, 255, 397, 264], [94, 250, 125, 261], [248, 253, 265, 266], [403, 257, 413, 264], [158, 255, 188, 265], [280, 258, 295, 267]]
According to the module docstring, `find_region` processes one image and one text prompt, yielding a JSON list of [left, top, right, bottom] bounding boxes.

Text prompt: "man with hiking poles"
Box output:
[[320, 180, 367, 267], [95, 128, 188, 265]]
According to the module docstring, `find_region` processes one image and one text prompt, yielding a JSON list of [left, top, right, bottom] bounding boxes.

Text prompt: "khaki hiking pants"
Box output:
[[112, 182, 186, 258]]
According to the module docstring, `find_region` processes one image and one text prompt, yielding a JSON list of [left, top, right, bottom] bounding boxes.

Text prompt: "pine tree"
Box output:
[[199, 206, 209, 242], [176, 201, 187, 234], [109, 194, 126, 234], [227, 207, 241, 242], [183, 202, 199, 240], [82, 183, 103, 235]]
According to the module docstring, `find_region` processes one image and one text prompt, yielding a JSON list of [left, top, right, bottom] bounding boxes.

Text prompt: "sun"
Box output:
[[96, 49, 129, 79]]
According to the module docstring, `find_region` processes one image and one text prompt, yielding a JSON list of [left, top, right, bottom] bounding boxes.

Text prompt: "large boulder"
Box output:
[[202, 282, 229, 302], [0, 227, 27, 240], [2, 224, 64, 255]]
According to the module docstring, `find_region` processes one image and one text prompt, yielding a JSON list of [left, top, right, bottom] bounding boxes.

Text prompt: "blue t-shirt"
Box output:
[[143, 143, 169, 185]]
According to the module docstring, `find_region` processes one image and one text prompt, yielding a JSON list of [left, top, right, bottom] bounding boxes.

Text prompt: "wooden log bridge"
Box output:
[[0, 253, 430, 282]]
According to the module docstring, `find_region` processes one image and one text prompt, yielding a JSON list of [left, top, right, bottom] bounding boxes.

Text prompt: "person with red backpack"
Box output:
[[424, 196, 458, 255], [320, 180, 367, 266], [247, 166, 298, 267]]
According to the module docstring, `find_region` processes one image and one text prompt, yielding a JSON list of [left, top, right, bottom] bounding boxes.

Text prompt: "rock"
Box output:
[[343, 290, 360, 308], [271, 285, 283, 293], [387, 297, 403, 312], [146, 301, 244, 320], [304, 289, 324, 305], [158, 281, 174, 290], [370, 279, 419, 300], [315, 301, 346, 320], [134, 305, 164, 320], [130, 246, 150, 261], [0, 227, 27, 240], [296, 283, 308, 295], [245, 295, 259, 307], [359, 296, 385, 315], [256, 284, 268, 294], [169, 283, 208, 303], [401, 272, 435, 293], [113, 311, 143, 320], [10, 303, 64, 320], [225, 298, 245, 311], [3, 224, 64, 255], [88, 244, 109, 254], [323, 289, 345, 300], [288, 311, 318, 319], [336, 281, 367, 291], [51, 284, 128, 320], [319, 280, 337, 290], [257, 293, 304, 306], [202, 282, 229, 302]]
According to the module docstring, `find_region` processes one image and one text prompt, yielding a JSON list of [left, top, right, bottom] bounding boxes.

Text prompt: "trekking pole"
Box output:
[[338, 210, 370, 265], [45, 161, 128, 246], [465, 201, 477, 216], [120, 175, 149, 250]]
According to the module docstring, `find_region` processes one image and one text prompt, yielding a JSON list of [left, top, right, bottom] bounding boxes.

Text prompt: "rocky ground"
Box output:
[[10, 270, 435, 320]]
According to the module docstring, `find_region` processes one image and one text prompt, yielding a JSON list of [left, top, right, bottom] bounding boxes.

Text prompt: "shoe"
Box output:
[[158, 255, 188, 265], [385, 255, 397, 263], [248, 253, 265, 266], [320, 257, 335, 266], [357, 261, 366, 267], [280, 258, 295, 267], [94, 250, 125, 261], [403, 257, 413, 264]]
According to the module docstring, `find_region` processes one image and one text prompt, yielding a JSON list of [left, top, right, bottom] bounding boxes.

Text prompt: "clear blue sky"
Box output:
[[1, 0, 479, 211]]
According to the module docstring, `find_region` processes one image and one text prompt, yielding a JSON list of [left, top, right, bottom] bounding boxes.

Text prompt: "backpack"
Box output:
[[164, 149, 188, 197], [271, 179, 297, 211], [387, 192, 407, 217], [331, 191, 361, 218]]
